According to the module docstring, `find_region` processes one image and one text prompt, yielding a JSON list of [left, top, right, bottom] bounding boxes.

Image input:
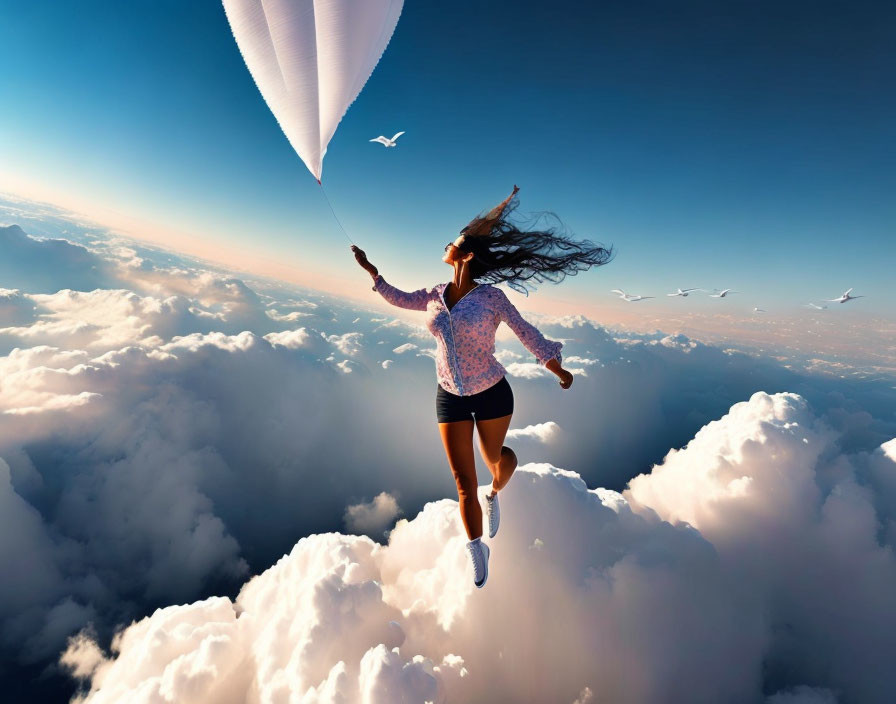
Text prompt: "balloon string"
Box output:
[[318, 182, 354, 245]]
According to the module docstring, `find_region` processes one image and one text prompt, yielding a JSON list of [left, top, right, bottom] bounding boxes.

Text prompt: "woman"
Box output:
[[352, 186, 611, 588]]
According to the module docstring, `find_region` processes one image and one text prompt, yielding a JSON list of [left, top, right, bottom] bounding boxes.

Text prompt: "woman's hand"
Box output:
[[556, 368, 573, 389], [545, 358, 573, 389], [351, 245, 378, 278], [486, 184, 520, 221]]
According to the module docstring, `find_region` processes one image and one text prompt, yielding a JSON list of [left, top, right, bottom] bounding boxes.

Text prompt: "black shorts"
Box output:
[[436, 376, 514, 424]]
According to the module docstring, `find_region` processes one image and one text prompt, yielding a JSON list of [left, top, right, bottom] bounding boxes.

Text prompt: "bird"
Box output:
[[709, 289, 739, 298], [753, 307, 766, 313], [804, 303, 828, 310], [611, 289, 654, 302], [826, 288, 865, 304], [369, 131, 405, 147], [666, 288, 703, 297]]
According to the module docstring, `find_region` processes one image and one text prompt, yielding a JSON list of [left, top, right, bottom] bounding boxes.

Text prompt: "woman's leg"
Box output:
[[476, 414, 517, 495], [438, 420, 482, 539]]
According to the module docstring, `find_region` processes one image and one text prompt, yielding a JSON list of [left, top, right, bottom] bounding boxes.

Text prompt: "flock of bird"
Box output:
[[610, 287, 744, 302], [367, 133, 869, 315], [610, 287, 865, 311]]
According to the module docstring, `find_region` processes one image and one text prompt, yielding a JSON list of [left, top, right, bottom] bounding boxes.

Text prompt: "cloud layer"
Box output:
[[1, 216, 894, 702], [63, 393, 896, 704]]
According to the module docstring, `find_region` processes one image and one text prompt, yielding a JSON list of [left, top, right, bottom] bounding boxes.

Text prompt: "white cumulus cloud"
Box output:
[[506, 421, 561, 443], [263, 327, 310, 349], [344, 492, 402, 536], [504, 361, 549, 379], [63, 464, 758, 704], [321, 331, 364, 356]]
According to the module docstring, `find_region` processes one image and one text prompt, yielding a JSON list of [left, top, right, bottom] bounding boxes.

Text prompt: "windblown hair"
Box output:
[[457, 193, 613, 294]]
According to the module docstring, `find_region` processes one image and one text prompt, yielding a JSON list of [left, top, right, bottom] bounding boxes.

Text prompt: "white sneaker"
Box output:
[[466, 538, 490, 588], [485, 492, 500, 538]]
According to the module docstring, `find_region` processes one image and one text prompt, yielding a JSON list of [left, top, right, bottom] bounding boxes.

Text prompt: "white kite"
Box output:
[[222, 0, 404, 183]]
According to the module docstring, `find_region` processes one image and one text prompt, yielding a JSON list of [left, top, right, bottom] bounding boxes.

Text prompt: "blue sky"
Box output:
[[1, 0, 894, 316]]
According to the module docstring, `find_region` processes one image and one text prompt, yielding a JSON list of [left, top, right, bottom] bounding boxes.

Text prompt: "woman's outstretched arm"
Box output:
[[495, 288, 573, 389], [351, 245, 430, 311]]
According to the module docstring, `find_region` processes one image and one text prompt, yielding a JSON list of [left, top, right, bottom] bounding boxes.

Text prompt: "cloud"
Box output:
[[564, 354, 600, 366], [624, 393, 896, 703], [0, 325, 456, 676], [0, 457, 70, 653], [63, 392, 896, 703], [324, 332, 364, 356], [266, 308, 314, 322], [344, 492, 402, 537], [0, 289, 195, 352], [505, 421, 560, 443], [0, 224, 116, 293], [766, 687, 838, 704], [504, 361, 549, 379], [493, 348, 522, 364], [0, 346, 99, 415], [263, 327, 310, 349], [63, 465, 760, 704], [0, 288, 37, 327], [572, 687, 595, 704], [500, 316, 896, 490]]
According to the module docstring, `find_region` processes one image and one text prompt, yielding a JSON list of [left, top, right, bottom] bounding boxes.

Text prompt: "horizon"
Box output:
[[2, 192, 893, 378]]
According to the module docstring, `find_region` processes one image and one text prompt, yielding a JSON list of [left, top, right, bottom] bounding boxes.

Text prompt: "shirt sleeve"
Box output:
[[371, 274, 431, 311], [495, 289, 563, 365]]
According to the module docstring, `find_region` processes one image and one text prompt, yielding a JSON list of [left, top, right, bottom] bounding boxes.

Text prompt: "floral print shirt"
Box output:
[[372, 274, 563, 396]]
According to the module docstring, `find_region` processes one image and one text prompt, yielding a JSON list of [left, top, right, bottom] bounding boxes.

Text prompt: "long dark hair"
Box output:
[[457, 191, 613, 294]]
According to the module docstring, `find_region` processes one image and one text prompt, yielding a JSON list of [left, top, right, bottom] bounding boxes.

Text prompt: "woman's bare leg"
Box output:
[[438, 420, 482, 539], [476, 414, 517, 495]]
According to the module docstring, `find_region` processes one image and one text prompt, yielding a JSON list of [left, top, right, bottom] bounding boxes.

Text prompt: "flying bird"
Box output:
[[611, 289, 654, 302], [666, 288, 703, 297], [826, 288, 865, 304], [370, 131, 405, 147], [804, 303, 828, 310], [709, 289, 739, 298]]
